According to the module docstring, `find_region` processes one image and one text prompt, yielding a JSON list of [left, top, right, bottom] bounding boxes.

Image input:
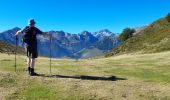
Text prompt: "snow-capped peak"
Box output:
[[93, 29, 115, 39]]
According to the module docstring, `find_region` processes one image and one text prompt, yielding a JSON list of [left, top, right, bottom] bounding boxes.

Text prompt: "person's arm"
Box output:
[[15, 27, 27, 36], [42, 32, 52, 39], [36, 28, 52, 39], [15, 30, 22, 36]]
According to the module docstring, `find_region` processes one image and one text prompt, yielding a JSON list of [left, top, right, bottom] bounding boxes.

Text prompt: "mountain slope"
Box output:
[[0, 40, 25, 54], [74, 36, 120, 58], [106, 16, 170, 57], [72, 30, 120, 58]]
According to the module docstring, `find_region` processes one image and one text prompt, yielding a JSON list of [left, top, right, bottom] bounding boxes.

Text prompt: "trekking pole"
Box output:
[[15, 36, 18, 72], [50, 35, 52, 74]]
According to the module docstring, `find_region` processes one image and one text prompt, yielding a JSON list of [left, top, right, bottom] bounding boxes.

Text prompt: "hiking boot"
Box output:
[[30, 68, 39, 76]]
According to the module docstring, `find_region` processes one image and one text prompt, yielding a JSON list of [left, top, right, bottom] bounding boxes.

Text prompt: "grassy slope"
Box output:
[[106, 17, 170, 57], [0, 40, 25, 55], [0, 52, 170, 100]]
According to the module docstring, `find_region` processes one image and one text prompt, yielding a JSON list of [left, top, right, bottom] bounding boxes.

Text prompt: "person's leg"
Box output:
[[26, 45, 31, 74], [27, 57, 31, 74], [30, 58, 35, 68], [29, 44, 38, 76], [27, 57, 31, 67], [30, 58, 38, 76]]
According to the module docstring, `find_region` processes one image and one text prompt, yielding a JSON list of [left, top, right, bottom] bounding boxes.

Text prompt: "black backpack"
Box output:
[[23, 26, 36, 44]]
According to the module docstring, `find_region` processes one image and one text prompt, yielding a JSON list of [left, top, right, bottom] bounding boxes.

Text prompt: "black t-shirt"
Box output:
[[21, 26, 43, 45]]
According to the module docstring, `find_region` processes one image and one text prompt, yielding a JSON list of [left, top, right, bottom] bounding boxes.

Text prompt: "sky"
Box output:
[[0, 0, 170, 34]]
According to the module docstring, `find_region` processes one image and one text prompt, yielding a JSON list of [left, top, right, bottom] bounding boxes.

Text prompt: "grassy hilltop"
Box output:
[[106, 16, 170, 57]]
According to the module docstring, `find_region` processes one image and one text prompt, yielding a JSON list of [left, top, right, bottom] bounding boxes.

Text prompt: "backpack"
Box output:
[[23, 27, 36, 44]]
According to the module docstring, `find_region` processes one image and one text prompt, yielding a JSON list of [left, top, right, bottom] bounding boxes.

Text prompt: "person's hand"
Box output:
[[15, 30, 21, 36]]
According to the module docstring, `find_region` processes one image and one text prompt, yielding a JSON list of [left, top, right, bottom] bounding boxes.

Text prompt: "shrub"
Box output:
[[119, 28, 135, 42], [166, 13, 170, 22]]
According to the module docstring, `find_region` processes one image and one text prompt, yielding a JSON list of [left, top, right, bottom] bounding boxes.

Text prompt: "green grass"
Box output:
[[25, 86, 56, 99], [16, 85, 59, 100], [0, 73, 18, 88], [0, 52, 170, 100], [106, 67, 170, 83]]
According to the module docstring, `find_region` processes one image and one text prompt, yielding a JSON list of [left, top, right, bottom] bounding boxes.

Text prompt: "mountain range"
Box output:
[[0, 28, 120, 58]]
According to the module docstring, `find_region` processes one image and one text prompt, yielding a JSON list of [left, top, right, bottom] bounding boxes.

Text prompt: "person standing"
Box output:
[[15, 19, 51, 76]]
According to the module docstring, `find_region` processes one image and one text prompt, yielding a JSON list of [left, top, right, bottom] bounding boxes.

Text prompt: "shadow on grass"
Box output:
[[38, 74, 127, 81]]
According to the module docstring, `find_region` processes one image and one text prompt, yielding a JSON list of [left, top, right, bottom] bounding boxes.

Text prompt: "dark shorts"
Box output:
[[26, 44, 38, 58]]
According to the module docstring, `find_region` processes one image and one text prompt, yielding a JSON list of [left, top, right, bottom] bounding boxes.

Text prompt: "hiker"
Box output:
[[15, 19, 51, 76]]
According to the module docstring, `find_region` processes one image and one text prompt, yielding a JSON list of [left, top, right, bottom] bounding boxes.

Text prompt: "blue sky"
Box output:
[[0, 0, 170, 34]]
